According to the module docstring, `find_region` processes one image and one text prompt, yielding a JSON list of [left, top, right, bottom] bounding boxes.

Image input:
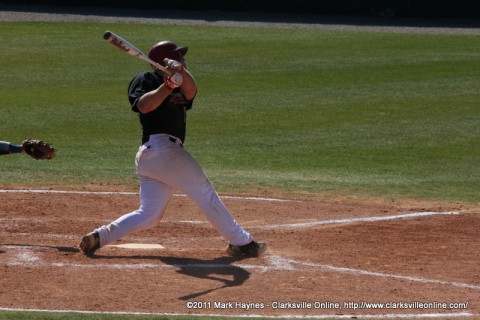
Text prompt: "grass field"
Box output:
[[0, 17, 479, 320], [1, 21, 479, 202]]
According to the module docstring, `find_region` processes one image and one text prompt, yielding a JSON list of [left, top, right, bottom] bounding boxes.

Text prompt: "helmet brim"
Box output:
[[175, 46, 188, 56], [170, 47, 188, 56]]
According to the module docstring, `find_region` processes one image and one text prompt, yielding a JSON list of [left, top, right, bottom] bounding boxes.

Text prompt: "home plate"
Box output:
[[106, 243, 165, 249]]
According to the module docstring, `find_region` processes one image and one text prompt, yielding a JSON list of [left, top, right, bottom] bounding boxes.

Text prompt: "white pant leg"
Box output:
[[185, 178, 253, 246], [95, 145, 173, 247], [97, 135, 252, 247], [140, 138, 253, 246]]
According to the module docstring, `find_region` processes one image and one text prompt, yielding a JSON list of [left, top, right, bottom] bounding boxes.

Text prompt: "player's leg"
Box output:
[[79, 176, 172, 255], [79, 142, 174, 256], [94, 175, 173, 247], [161, 145, 266, 255]]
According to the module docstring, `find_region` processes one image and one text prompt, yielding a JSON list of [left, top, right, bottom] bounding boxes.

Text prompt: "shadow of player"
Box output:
[[89, 253, 251, 300], [158, 255, 251, 300], [2, 244, 253, 299]]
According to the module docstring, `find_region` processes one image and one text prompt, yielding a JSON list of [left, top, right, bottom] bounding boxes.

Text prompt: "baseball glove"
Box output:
[[22, 139, 55, 160]]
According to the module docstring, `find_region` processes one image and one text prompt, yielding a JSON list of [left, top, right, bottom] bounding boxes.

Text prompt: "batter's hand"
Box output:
[[164, 58, 184, 72], [163, 72, 183, 90]]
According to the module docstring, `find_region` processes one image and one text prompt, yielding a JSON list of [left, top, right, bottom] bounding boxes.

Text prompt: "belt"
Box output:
[[169, 136, 183, 148]]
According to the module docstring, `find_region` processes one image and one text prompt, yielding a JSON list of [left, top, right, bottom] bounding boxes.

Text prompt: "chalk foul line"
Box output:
[[262, 211, 461, 229], [0, 308, 474, 319], [3, 246, 479, 292], [266, 256, 480, 291], [0, 189, 298, 202]]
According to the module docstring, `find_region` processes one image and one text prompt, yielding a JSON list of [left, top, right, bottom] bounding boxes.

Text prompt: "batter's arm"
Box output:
[[136, 84, 174, 114], [163, 58, 197, 101], [178, 68, 197, 101]]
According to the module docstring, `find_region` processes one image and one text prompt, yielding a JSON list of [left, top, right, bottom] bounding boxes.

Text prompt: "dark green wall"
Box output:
[[1, 0, 479, 18]]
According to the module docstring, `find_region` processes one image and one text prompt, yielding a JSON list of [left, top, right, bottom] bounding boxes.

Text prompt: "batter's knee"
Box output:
[[136, 205, 166, 226]]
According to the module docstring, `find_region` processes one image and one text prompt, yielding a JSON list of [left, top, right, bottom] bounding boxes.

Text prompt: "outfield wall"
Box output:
[[1, 0, 479, 19]]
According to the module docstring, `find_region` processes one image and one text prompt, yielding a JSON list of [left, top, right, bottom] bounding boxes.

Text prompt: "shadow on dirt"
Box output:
[[90, 253, 252, 300], [3, 243, 251, 299], [160, 255, 251, 300]]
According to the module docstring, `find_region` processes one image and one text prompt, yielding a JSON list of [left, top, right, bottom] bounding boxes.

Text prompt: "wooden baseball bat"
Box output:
[[103, 31, 172, 76]]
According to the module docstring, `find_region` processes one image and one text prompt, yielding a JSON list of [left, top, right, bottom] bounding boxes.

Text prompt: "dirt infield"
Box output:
[[0, 189, 478, 318]]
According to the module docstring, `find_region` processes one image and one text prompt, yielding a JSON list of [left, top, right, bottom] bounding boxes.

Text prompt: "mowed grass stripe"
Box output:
[[0, 22, 478, 202]]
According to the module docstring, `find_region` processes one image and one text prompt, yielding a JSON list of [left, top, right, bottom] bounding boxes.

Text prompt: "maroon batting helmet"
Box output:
[[147, 41, 188, 67]]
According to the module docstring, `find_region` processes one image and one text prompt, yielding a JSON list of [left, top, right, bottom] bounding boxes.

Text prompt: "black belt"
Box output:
[[169, 136, 183, 148]]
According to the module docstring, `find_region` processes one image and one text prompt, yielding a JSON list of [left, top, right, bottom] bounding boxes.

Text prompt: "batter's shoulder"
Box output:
[[130, 71, 160, 82], [143, 71, 162, 82], [129, 71, 162, 91]]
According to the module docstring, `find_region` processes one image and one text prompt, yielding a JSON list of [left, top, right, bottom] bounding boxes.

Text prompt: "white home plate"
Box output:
[[106, 243, 165, 249]]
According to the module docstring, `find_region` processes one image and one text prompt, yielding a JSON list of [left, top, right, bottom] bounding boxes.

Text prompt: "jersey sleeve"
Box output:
[[128, 72, 161, 113]]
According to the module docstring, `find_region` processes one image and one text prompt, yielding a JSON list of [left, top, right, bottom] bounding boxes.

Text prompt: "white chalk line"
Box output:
[[271, 256, 480, 291], [0, 189, 299, 202], [0, 308, 475, 319], [0, 189, 462, 230], [3, 246, 479, 292], [260, 211, 461, 229], [0, 211, 462, 231], [0, 210, 463, 253]]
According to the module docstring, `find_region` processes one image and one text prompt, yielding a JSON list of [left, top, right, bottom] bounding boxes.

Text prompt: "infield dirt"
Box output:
[[0, 189, 478, 317]]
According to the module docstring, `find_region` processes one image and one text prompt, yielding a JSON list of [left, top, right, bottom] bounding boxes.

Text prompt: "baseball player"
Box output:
[[79, 40, 267, 257]]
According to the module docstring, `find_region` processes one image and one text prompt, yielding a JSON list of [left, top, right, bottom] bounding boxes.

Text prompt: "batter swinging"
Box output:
[[79, 40, 267, 257]]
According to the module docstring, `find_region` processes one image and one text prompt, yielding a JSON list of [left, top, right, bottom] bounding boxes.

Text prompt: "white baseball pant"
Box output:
[[94, 134, 253, 248]]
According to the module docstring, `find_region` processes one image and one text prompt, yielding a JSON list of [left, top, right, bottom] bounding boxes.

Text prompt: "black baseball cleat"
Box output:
[[79, 231, 100, 256], [226, 240, 268, 257]]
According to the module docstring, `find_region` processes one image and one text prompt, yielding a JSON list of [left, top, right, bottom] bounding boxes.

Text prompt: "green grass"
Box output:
[[0, 22, 479, 202]]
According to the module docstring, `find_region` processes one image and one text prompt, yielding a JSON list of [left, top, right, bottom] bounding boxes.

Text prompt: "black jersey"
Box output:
[[128, 71, 193, 144]]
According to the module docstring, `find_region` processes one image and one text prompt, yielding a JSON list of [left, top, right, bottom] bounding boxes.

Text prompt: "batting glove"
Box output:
[[163, 72, 183, 90], [164, 58, 184, 72]]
